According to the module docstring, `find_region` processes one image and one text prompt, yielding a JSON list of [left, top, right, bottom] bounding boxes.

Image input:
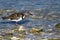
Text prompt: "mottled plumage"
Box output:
[[2, 11, 33, 22]]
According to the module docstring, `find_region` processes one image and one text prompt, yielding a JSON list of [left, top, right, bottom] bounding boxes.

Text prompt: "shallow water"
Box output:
[[0, 0, 60, 40]]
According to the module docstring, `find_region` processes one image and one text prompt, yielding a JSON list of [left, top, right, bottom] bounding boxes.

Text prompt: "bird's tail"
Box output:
[[2, 17, 9, 20]]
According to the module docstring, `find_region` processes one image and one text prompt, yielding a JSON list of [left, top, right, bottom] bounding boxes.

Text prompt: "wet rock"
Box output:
[[15, 26, 27, 34], [13, 26, 26, 33], [14, 26, 26, 31], [42, 38, 48, 40], [11, 36, 20, 40], [30, 27, 43, 35], [45, 29, 53, 33], [1, 29, 14, 37], [18, 26, 26, 31], [1, 33, 13, 37], [1, 29, 14, 33], [30, 28, 40, 33], [0, 36, 3, 40], [48, 38, 60, 40], [19, 38, 31, 40], [55, 23, 60, 28], [19, 34, 25, 38], [55, 23, 60, 33]]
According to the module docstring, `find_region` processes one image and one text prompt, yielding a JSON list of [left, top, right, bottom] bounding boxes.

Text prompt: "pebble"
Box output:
[[11, 36, 20, 40], [18, 26, 26, 31]]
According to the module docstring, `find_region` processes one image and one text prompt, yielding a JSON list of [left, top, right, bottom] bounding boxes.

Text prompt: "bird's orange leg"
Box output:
[[15, 22, 19, 26]]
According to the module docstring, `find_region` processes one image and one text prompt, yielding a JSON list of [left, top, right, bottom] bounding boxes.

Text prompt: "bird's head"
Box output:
[[24, 11, 33, 16]]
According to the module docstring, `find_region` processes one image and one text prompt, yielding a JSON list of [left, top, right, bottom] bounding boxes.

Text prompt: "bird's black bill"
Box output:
[[30, 13, 33, 15]]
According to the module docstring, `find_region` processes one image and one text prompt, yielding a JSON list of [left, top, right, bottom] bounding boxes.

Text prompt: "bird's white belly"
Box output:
[[8, 16, 25, 22], [8, 17, 22, 22]]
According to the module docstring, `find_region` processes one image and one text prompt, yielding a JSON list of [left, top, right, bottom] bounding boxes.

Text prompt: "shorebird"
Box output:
[[2, 11, 33, 25]]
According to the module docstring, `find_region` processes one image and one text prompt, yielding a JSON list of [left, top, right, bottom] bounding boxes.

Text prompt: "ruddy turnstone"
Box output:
[[2, 11, 33, 25]]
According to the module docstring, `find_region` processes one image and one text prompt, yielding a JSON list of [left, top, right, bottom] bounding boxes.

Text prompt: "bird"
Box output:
[[2, 11, 33, 25]]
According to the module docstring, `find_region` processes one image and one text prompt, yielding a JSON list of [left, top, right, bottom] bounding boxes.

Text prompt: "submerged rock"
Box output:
[[30, 28, 40, 33], [1, 29, 14, 37], [55, 23, 60, 28], [55, 23, 60, 33], [19, 34, 25, 38], [48, 38, 60, 40], [0, 36, 3, 40], [18, 26, 26, 31], [13, 26, 26, 33], [45, 29, 53, 33], [30, 27, 43, 35], [1, 32, 13, 37]]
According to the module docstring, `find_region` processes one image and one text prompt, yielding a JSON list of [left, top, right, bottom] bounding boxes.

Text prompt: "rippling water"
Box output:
[[0, 0, 60, 40]]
